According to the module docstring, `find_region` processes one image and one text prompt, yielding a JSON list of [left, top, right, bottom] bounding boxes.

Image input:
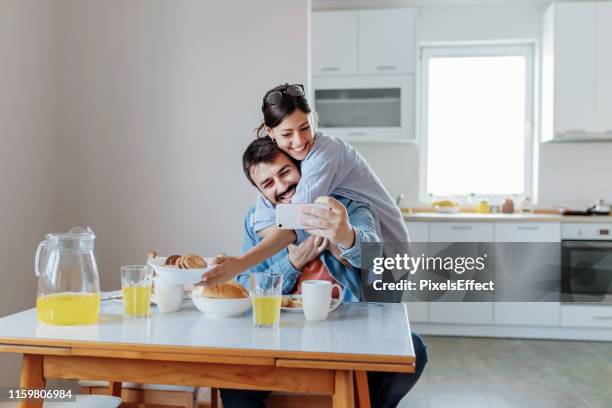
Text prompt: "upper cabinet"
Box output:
[[358, 9, 417, 75], [312, 8, 417, 77], [312, 11, 358, 76], [596, 2, 612, 134], [541, 1, 612, 142]]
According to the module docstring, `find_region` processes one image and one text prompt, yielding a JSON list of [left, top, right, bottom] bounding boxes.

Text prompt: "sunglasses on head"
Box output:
[[264, 84, 305, 105]]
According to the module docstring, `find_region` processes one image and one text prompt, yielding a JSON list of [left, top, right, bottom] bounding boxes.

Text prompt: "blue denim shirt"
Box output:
[[236, 197, 380, 302]]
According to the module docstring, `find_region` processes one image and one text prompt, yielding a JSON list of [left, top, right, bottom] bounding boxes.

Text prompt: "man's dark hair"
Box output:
[[242, 137, 299, 187]]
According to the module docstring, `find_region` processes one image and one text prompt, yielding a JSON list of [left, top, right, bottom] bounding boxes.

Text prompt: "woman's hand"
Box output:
[[199, 254, 246, 286], [300, 196, 355, 249], [288, 235, 327, 270]]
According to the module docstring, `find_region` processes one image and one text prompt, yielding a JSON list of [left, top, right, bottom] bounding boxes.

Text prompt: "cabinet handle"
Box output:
[[592, 316, 612, 320], [559, 130, 587, 133], [347, 132, 367, 137], [376, 65, 397, 71], [451, 225, 473, 230], [320, 66, 340, 72], [517, 226, 539, 230]]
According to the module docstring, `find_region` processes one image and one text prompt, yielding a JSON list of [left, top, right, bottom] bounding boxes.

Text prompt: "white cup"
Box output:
[[302, 280, 343, 321], [153, 277, 184, 313]]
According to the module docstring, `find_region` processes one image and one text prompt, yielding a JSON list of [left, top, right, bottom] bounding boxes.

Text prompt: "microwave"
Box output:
[[312, 75, 415, 143]]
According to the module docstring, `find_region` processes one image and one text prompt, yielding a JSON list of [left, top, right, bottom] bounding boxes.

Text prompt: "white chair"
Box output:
[[79, 380, 198, 407], [0, 394, 121, 408]]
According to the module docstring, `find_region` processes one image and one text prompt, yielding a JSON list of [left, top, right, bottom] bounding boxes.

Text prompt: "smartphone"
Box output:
[[276, 203, 328, 229]]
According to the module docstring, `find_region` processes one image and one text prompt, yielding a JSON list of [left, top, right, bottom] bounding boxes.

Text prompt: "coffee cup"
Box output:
[[153, 277, 184, 313], [302, 280, 343, 321]]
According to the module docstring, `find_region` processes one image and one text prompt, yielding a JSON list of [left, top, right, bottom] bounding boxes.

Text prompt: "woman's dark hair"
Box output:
[[255, 83, 312, 138], [242, 137, 300, 186]]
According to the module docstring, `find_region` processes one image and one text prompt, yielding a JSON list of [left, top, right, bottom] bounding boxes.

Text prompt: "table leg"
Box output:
[[354, 371, 370, 408], [107, 381, 122, 397], [19, 354, 45, 408], [332, 370, 355, 408]]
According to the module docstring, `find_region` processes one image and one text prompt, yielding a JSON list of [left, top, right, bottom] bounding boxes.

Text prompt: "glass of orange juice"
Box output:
[[250, 271, 282, 328], [121, 265, 152, 318]]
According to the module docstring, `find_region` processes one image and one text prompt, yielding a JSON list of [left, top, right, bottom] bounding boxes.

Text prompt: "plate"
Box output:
[[148, 256, 214, 285], [435, 206, 460, 213], [281, 294, 341, 313]]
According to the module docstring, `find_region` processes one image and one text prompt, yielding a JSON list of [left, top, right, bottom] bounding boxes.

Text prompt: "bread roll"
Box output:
[[194, 281, 248, 299]]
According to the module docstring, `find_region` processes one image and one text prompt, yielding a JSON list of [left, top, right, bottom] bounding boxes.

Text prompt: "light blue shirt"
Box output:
[[252, 132, 409, 245]]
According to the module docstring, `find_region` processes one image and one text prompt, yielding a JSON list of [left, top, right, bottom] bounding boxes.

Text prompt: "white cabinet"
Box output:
[[404, 222, 429, 323], [429, 223, 494, 325], [493, 223, 561, 326], [312, 11, 357, 76], [542, 1, 612, 141], [312, 9, 416, 77], [430, 222, 493, 243], [358, 9, 416, 75], [406, 222, 428, 242], [596, 2, 612, 134], [561, 304, 612, 328], [494, 223, 560, 243]]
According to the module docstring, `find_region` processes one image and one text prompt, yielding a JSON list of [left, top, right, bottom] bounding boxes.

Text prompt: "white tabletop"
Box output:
[[0, 301, 415, 360]]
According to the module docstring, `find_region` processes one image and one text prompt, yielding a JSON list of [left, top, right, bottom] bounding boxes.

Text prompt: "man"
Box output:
[[221, 137, 427, 408]]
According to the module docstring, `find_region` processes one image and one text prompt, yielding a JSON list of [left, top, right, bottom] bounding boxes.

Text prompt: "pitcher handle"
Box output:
[[34, 241, 46, 277], [330, 283, 344, 312]]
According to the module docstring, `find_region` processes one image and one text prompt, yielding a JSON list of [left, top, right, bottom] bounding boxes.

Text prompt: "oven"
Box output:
[[561, 223, 612, 303]]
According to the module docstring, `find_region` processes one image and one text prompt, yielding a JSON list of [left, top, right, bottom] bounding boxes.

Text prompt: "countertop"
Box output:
[[403, 212, 612, 223]]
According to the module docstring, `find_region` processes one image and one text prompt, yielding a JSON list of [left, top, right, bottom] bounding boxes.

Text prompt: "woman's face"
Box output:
[[266, 110, 314, 161]]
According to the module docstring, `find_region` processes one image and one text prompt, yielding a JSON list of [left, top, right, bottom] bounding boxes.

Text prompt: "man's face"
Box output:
[[249, 153, 301, 205]]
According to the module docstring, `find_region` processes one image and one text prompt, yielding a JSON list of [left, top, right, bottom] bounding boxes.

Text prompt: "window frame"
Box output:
[[418, 42, 536, 203]]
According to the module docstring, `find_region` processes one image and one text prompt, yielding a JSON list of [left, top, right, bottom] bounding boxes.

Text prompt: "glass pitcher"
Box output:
[[35, 227, 101, 325]]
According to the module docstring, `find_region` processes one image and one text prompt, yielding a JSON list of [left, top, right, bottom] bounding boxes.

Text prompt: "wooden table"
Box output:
[[0, 301, 415, 408]]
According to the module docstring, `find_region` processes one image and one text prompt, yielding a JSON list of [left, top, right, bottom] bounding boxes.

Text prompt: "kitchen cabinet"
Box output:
[[561, 304, 612, 329], [358, 9, 417, 75], [428, 223, 494, 325], [596, 2, 612, 134], [541, 1, 612, 141], [493, 223, 561, 326], [312, 11, 357, 76], [312, 9, 416, 77], [404, 222, 429, 322]]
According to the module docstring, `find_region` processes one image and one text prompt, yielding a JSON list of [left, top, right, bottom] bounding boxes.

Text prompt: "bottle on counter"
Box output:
[[501, 198, 515, 214], [521, 196, 533, 213], [476, 199, 490, 213]]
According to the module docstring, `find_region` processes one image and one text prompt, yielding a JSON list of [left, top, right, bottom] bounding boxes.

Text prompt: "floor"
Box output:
[[399, 336, 612, 408]]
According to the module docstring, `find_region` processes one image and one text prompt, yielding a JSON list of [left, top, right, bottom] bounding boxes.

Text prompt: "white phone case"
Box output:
[[276, 203, 328, 230]]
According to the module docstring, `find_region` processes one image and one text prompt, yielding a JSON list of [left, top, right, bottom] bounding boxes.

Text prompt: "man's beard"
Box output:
[[276, 183, 297, 203]]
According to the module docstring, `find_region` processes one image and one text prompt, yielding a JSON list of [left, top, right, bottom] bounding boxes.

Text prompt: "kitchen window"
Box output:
[[419, 43, 535, 201]]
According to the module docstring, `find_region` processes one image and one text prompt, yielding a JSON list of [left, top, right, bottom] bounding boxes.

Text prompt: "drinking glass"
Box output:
[[121, 265, 152, 318], [250, 271, 282, 328]]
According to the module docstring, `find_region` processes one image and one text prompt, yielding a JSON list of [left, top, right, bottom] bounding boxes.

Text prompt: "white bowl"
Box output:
[[148, 256, 214, 285], [190, 295, 251, 318]]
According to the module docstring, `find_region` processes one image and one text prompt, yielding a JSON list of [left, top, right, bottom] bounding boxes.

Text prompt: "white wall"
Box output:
[[316, 1, 612, 209], [55, 0, 310, 291], [0, 0, 58, 387], [0, 0, 308, 385]]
